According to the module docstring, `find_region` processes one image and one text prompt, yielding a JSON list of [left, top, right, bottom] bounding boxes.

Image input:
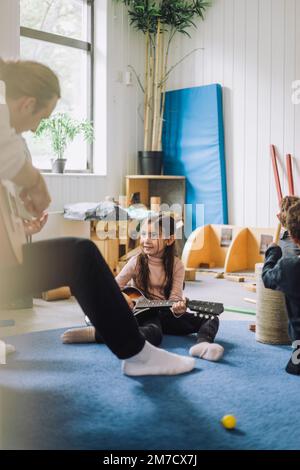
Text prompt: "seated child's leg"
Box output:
[[136, 309, 163, 347], [61, 313, 163, 347], [196, 316, 220, 343], [122, 340, 195, 376], [189, 317, 224, 362], [139, 321, 163, 347], [61, 322, 164, 347], [160, 310, 224, 361]]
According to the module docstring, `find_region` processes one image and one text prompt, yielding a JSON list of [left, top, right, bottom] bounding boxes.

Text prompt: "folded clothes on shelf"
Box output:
[[64, 201, 149, 221]]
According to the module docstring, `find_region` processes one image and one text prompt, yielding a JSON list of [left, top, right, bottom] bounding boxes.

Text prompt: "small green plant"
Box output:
[[35, 113, 94, 161]]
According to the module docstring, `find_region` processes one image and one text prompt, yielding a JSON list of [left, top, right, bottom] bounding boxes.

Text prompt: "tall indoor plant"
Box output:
[[35, 113, 94, 173], [116, 0, 210, 174]]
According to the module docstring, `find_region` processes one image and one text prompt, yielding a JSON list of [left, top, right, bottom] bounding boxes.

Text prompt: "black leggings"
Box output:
[[0, 238, 145, 359], [95, 308, 220, 347]]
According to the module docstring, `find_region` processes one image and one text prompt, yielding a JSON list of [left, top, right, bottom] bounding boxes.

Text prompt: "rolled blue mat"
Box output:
[[163, 84, 228, 230]]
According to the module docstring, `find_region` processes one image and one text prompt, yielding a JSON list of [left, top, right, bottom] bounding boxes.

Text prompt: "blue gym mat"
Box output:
[[163, 84, 228, 231], [0, 321, 298, 450]]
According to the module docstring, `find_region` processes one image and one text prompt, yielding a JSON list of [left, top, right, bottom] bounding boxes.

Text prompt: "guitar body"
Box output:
[[122, 286, 146, 303], [0, 181, 26, 267]]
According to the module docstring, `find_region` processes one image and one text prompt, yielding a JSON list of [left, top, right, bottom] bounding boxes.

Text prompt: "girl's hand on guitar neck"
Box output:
[[171, 299, 187, 317], [23, 213, 48, 236]]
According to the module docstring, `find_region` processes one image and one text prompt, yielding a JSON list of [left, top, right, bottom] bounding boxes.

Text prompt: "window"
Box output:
[[20, 0, 94, 172]]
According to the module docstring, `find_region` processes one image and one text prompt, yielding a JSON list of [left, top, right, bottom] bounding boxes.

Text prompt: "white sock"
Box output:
[[122, 341, 196, 376], [189, 342, 224, 362], [6, 344, 16, 354]]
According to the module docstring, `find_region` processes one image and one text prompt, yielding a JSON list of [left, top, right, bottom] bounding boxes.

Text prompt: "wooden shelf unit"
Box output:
[[126, 175, 186, 254], [126, 175, 186, 209]]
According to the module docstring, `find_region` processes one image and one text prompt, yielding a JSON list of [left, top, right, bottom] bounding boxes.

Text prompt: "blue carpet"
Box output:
[[0, 321, 298, 450]]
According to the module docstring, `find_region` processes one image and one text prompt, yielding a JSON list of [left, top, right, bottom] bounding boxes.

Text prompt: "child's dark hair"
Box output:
[[136, 213, 177, 299], [286, 201, 300, 242], [279, 196, 300, 228]]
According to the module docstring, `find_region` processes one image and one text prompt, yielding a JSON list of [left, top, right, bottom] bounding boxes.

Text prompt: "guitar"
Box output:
[[84, 286, 224, 327], [122, 286, 224, 319], [0, 180, 26, 267]]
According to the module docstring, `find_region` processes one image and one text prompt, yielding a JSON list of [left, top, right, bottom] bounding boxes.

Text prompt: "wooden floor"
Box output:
[[0, 274, 255, 339], [0, 297, 85, 338]]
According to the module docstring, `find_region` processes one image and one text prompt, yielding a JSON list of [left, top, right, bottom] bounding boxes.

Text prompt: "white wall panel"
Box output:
[[164, 0, 300, 227], [1, 0, 300, 228]]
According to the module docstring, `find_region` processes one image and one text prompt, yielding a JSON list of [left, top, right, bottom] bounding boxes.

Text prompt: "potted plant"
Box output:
[[35, 113, 94, 173], [116, 0, 210, 174]]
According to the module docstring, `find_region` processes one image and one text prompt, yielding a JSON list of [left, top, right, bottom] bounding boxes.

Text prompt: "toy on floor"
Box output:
[[42, 286, 71, 301], [0, 320, 15, 327], [182, 223, 275, 275], [221, 415, 237, 430]]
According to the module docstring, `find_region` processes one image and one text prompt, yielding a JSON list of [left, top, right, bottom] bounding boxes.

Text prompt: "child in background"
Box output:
[[250, 196, 300, 334], [277, 196, 300, 258], [62, 213, 224, 362], [262, 200, 300, 375]]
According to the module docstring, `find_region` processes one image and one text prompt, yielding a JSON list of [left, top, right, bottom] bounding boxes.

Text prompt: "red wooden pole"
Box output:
[[270, 144, 283, 205], [286, 154, 295, 196]]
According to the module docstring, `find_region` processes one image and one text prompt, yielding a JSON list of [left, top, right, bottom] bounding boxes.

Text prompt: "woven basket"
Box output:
[[255, 263, 291, 345]]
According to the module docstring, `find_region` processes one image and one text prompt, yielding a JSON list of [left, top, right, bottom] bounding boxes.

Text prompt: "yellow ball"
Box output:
[[221, 415, 237, 429]]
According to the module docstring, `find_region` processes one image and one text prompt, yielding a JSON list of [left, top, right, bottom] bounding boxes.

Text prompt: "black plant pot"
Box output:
[[138, 151, 163, 175], [51, 158, 67, 173]]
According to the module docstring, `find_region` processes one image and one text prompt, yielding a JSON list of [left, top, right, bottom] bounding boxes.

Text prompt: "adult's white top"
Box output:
[[0, 80, 30, 181]]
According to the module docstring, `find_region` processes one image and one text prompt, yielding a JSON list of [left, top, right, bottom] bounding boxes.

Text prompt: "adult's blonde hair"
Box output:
[[0, 58, 61, 111]]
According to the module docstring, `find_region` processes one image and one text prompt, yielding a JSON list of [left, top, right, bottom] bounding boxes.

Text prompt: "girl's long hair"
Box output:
[[0, 58, 61, 110], [136, 213, 177, 299]]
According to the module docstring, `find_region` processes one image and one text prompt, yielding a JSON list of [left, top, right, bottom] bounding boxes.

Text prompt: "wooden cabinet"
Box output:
[[126, 175, 186, 254]]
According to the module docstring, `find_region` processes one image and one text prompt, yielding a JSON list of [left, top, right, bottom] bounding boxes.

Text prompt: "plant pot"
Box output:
[[51, 158, 67, 174], [138, 151, 163, 175]]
